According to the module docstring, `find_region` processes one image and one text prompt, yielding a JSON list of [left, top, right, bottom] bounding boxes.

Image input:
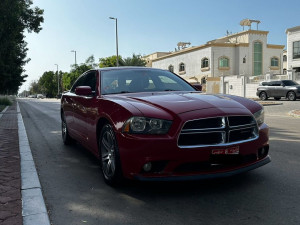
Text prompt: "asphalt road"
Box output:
[[18, 98, 300, 225]]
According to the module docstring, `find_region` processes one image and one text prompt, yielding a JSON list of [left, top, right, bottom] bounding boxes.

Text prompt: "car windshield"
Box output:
[[100, 69, 196, 95], [282, 80, 299, 86]]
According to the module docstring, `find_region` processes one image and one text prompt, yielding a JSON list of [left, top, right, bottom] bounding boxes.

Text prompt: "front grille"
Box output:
[[178, 116, 258, 148]]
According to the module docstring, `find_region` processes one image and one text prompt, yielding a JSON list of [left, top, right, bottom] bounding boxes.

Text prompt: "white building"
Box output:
[[150, 20, 285, 84], [286, 26, 300, 74]]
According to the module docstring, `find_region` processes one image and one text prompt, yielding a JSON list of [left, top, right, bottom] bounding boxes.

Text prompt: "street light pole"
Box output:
[[109, 17, 119, 67], [71, 50, 77, 67], [55, 64, 59, 97]]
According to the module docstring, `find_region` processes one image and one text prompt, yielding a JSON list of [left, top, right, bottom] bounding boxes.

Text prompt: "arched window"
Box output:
[[283, 55, 287, 62], [168, 65, 174, 72], [271, 57, 279, 67], [219, 57, 229, 68], [253, 41, 262, 76], [283, 69, 287, 74], [201, 57, 209, 68], [179, 63, 185, 72]]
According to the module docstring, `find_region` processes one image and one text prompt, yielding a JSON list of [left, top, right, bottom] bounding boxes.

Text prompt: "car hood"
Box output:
[[108, 92, 255, 116]]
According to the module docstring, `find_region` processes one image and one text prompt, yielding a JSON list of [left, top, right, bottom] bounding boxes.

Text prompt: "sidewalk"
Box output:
[[0, 102, 22, 225], [0, 101, 50, 225]]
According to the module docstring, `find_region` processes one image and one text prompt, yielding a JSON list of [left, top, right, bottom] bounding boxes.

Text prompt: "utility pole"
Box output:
[[109, 17, 119, 67]]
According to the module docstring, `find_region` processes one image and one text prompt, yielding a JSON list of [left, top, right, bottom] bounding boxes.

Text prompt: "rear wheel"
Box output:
[[99, 124, 123, 185], [62, 114, 74, 145], [259, 92, 268, 101], [287, 91, 296, 101]]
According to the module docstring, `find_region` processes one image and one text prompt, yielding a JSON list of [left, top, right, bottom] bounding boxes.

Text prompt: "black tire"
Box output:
[[259, 92, 268, 101], [99, 124, 123, 185], [287, 91, 296, 101], [274, 97, 281, 100], [62, 114, 74, 145]]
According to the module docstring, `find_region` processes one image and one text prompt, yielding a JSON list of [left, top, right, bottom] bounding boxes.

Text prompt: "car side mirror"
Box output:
[[192, 84, 202, 91], [75, 86, 93, 96]]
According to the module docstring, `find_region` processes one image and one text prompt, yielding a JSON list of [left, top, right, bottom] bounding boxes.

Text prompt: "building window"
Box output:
[[253, 41, 263, 76], [219, 57, 229, 68], [179, 63, 185, 72], [168, 65, 174, 72], [293, 41, 300, 59], [271, 57, 279, 67], [283, 55, 287, 62], [201, 58, 209, 68]]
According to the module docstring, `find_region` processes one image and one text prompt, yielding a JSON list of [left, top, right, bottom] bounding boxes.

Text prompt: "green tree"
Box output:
[[38, 71, 56, 98], [29, 80, 41, 94], [99, 55, 123, 68], [62, 56, 95, 90], [0, 0, 44, 94], [99, 54, 146, 68], [121, 54, 146, 66]]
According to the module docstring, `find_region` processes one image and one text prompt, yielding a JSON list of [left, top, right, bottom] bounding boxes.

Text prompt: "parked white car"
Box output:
[[37, 94, 44, 99]]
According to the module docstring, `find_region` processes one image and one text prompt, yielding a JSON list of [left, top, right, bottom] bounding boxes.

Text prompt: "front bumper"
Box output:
[[134, 155, 271, 181]]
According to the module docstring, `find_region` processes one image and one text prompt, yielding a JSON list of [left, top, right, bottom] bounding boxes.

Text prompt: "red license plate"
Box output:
[[212, 146, 239, 155]]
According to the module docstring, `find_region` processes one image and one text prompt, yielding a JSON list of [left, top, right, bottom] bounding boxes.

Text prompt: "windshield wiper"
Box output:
[[164, 89, 178, 91]]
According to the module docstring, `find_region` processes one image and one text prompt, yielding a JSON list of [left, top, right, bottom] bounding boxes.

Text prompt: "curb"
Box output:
[[288, 110, 300, 118], [17, 102, 51, 225], [0, 106, 9, 119]]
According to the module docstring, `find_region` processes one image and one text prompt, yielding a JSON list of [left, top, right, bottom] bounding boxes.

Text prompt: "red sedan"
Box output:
[[61, 67, 270, 185]]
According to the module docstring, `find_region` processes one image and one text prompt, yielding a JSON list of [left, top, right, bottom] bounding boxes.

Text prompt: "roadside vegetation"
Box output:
[[0, 96, 12, 112], [0, 0, 44, 95]]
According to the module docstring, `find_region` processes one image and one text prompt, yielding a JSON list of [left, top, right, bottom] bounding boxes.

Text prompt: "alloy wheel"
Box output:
[[101, 127, 116, 179]]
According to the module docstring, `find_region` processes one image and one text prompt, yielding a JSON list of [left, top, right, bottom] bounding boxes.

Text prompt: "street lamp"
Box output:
[[71, 50, 77, 67], [54, 64, 59, 97], [109, 17, 119, 67]]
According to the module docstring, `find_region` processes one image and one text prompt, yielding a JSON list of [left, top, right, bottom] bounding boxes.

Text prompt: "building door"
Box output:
[[224, 82, 229, 94]]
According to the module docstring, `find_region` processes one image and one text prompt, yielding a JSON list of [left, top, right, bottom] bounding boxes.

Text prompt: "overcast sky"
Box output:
[[21, 0, 299, 92]]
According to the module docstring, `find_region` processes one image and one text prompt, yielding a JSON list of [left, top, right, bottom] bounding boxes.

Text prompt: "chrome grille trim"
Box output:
[[178, 115, 259, 148]]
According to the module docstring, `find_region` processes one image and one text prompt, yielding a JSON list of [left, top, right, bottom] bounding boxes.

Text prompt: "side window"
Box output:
[[83, 72, 96, 92], [158, 75, 181, 90], [71, 75, 86, 92], [272, 81, 281, 86]]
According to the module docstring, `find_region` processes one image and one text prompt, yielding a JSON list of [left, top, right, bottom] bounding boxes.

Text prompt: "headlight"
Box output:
[[123, 117, 172, 134], [253, 108, 264, 127]]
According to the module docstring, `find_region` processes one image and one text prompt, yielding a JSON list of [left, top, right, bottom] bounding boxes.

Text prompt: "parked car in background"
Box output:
[[61, 67, 270, 185], [37, 94, 44, 99], [256, 80, 300, 101]]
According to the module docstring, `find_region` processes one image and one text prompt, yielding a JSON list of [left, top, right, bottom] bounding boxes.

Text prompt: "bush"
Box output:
[[0, 97, 12, 106]]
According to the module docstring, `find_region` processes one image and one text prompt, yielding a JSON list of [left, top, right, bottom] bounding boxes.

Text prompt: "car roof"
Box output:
[[97, 67, 167, 72]]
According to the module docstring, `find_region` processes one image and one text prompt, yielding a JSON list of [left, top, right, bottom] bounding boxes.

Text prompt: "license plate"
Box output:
[[212, 146, 239, 155]]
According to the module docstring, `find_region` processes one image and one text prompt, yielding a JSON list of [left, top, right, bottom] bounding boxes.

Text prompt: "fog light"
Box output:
[[258, 146, 269, 159], [143, 162, 152, 172]]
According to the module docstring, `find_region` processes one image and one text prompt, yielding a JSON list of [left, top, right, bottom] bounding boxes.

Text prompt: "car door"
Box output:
[[276, 81, 287, 97], [271, 81, 282, 97], [72, 71, 98, 147], [65, 75, 86, 137]]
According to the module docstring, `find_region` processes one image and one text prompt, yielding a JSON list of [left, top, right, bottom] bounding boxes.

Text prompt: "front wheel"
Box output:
[[287, 91, 296, 101], [99, 124, 123, 185], [259, 92, 268, 101], [62, 114, 74, 145]]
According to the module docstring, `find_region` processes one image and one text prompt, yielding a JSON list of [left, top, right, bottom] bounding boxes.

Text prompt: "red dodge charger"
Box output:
[[61, 67, 270, 185]]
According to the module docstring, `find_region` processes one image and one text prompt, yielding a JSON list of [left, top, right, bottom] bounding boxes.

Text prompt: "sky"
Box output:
[[20, 0, 300, 92]]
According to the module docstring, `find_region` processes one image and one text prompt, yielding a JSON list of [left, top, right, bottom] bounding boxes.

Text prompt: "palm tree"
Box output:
[[121, 54, 146, 66]]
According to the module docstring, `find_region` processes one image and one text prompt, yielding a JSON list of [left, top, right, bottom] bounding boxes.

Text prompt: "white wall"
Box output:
[[287, 28, 300, 69], [152, 48, 212, 79]]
